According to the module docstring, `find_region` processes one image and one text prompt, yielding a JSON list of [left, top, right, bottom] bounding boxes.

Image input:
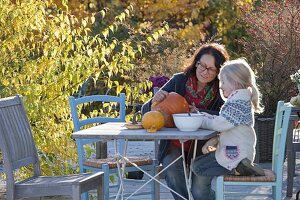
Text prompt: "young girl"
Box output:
[[191, 58, 264, 199]]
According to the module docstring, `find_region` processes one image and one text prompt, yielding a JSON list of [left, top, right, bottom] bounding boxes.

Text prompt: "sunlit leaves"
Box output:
[[99, 9, 106, 19], [82, 19, 87, 27], [145, 23, 169, 45], [0, 0, 168, 177]]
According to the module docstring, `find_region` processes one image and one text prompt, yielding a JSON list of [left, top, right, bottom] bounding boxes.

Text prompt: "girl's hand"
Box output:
[[201, 136, 218, 154], [199, 112, 214, 119], [202, 146, 217, 154], [152, 90, 169, 103]]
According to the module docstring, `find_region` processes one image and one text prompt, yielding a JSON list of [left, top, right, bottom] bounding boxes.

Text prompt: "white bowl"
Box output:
[[172, 113, 204, 131]]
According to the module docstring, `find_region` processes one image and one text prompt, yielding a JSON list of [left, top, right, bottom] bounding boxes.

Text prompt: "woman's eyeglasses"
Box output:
[[195, 61, 217, 76]]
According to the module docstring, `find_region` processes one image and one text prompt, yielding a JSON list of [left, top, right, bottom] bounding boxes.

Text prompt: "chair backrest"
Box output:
[[293, 128, 300, 143], [0, 95, 41, 183], [272, 101, 292, 179], [69, 94, 126, 131]]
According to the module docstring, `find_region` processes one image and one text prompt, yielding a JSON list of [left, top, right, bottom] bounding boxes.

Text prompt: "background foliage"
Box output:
[[0, 0, 167, 176], [52, 0, 255, 79], [240, 0, 300, 117]]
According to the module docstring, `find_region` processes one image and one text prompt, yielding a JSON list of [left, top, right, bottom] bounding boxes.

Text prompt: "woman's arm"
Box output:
[[141, 73, 187, 114]]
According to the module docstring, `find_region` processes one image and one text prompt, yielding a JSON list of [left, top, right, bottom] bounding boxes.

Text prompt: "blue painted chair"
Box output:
[[69, 94, 157, 200], [0, 154, 3, 172], [215, 101, 292, 200]]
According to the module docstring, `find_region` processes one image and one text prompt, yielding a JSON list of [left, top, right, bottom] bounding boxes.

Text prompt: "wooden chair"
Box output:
[[286, 116, 300, 197], [0, 153, 3, 172], [69, 94, 157, 200], [0, 95, 104, 200], [215, 101, 292, 200]]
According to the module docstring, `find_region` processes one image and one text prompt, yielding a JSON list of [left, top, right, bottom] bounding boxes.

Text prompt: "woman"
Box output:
[[141, 43, 229, 199]]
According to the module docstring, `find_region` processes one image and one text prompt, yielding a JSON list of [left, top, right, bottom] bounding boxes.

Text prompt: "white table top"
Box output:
[[71, 122, 217, 141]]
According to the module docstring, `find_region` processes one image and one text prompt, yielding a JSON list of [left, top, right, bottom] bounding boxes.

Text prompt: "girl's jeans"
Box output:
[[192, 152, 232, 199], [162, 146, 219, 200]]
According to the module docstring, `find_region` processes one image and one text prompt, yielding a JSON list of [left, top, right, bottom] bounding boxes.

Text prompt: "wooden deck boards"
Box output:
[[0, 141, 299, 199]]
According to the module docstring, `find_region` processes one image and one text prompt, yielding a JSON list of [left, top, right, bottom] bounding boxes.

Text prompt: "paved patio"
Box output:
[[0, 141, 299, 199]]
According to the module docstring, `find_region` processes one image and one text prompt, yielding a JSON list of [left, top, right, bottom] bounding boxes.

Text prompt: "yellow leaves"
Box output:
[[0, 0, 160, 177], [64, 15, 70, 26], [116, 12, 126, 22], [152, 32, 159, 41], [191, 9, 199, 20], [54, 30, 60, 39], [91, 16, 95, 24], [87, 49, 93, 57], [61, 34, 66, 42], [2, 79, 9, 86], [124, 8, 130, 16], [102, 28, 109, 39], [125, 5, 134, 16], [115, 4, 133, 23], [145, 23, 169, 45], [81, 18, 87, 27], [116, 85, 125, 95], [109, 25, 114, 32], [100, 9, 106, 19], [177, 24, 205, 42], [13, 18, 20, 32], [146, 36, 153, 44]]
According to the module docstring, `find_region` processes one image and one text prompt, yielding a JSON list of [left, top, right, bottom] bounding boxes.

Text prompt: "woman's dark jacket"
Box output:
[[141, 72, 224, 164]]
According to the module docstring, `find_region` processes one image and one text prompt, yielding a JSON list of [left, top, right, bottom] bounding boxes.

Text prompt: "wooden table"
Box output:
[[72, 122, 217, 200]]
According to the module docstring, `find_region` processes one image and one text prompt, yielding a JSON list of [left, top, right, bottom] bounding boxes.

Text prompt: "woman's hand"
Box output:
[[152, 90, 169, 103], [189, 102, 199, 113]]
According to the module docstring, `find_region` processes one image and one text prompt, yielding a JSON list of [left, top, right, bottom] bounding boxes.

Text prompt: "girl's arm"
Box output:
[[201, 90, 253, 132], [201, 114, 234, 132]]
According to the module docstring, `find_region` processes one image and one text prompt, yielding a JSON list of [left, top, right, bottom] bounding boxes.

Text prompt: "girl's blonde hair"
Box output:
[[219, 58, 264, 113]]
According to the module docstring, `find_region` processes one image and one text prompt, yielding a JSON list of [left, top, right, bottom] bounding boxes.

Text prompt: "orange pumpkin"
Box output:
[[151, 92, 189, 127], [142, 111, 165, 133]]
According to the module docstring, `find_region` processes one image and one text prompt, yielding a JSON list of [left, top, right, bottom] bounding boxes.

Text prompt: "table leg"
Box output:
[[115, 139, 189, 200], [189, 140, 198, 190], [115, 139, 126, 199], [181, 141, 194, 200], [124, 154, 187, 200]]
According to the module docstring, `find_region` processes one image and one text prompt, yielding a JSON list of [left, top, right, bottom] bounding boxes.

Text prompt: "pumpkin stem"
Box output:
[[132, 111, 142, 124]]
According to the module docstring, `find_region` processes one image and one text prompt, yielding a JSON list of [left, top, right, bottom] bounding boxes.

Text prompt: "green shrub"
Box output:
[[0, 0, 167, 176]]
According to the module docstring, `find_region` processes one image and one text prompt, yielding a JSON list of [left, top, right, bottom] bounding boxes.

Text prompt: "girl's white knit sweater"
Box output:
[[201, 89, 256, 170]]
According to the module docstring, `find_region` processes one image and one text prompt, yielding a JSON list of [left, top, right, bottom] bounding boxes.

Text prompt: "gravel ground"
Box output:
[[0, 142, 299, 200]]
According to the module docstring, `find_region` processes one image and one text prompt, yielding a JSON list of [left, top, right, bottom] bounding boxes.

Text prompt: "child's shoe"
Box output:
[[235, 158, 265, 176]]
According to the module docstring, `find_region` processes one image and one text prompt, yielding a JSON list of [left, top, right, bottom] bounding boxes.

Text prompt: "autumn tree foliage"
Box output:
[[240, 0, 300, 116], [50, 0, 255, 79], [0, 0, 167, 175]]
